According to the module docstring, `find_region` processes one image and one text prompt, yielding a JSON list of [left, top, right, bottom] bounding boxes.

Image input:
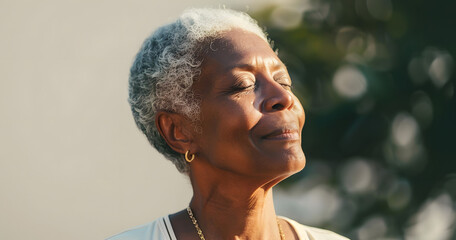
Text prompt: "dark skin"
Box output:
[[155, 28, 306, 240]]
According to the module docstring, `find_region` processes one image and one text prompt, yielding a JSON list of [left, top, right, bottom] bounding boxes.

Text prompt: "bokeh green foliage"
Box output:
[[252, 0, 456, 239]]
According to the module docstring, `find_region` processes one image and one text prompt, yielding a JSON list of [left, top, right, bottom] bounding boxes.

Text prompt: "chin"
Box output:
[[260, 153, 306, 188], [284, 151, 306, 175], [262, 149, 306, 179]]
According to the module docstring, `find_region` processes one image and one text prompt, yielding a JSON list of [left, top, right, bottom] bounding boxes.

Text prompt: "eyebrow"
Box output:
[[224, 61, 286, 72]]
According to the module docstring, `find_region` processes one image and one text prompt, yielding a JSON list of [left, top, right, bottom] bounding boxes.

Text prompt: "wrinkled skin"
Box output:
[[156, 28, 306, 240]]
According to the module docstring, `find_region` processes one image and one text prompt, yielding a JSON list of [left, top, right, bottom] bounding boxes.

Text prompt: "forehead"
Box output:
[[195, 29, 284, 95], [201, 28, 282, 74]]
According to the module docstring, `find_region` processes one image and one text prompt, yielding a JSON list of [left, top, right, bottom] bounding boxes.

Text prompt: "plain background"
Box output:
[[0, 0, 292, 239]]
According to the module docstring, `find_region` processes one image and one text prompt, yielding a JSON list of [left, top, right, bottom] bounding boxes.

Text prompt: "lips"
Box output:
[[261, 127, 300, 140]]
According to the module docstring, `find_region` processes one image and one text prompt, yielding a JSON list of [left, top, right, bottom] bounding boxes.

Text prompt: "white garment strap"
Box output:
[[162, 215, 177, 240]]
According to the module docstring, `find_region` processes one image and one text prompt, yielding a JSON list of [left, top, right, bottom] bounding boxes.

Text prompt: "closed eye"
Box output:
[[228, 74, 256, 93], [279, 83, 292, 90], [274, 74, 292, 90], [231, 83, 254, 92], [223, 79, 255, 95]]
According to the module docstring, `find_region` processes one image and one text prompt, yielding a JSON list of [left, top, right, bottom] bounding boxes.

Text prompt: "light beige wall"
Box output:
[[0, 1, 282, 239]]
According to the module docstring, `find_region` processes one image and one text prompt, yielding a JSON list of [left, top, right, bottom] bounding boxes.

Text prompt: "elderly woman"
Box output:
[[109, 8, 348, 240]]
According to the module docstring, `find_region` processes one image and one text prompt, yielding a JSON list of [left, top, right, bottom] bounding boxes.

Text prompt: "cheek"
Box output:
[[203, 97, 260, 139], [198, 97, 261, 163], [292, 96, 306, 128]]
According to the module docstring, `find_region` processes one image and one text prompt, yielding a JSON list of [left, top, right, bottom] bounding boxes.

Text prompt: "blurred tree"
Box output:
[[252, 0, 456, 239]]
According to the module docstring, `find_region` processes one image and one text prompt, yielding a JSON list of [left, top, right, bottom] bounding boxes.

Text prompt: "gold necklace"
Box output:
[[277, 218, 286, 240], [186, 207, 285, 240], [187, 207, 206, 240]]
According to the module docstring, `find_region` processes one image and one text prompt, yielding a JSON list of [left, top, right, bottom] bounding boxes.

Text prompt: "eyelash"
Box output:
[[280, 83, 292, 90], [230, 82, 254, 93], [229, 75, 255, 92], [229, 75, 292, 94], [275, 75, 292, 90]]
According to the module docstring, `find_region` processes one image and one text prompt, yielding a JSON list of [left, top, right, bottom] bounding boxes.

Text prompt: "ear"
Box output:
[[155, 111, 194, 154]]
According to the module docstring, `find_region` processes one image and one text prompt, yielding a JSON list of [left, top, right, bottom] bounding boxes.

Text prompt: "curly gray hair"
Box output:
[[129, 8, 269, 174]]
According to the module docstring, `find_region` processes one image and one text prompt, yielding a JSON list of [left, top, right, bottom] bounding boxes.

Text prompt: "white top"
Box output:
[[107, 216, 349, 240]]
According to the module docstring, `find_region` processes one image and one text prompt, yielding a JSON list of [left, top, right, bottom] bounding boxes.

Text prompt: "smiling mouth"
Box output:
[[262, 129, 300, 140]]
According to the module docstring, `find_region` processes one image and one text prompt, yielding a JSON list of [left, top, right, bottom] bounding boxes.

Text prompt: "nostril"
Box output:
[[262, 85, 294, 112], [272, 103, 284, 110]]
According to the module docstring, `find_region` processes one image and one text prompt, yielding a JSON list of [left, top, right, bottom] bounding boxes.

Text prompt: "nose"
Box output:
[[261, 82, 294, 112]]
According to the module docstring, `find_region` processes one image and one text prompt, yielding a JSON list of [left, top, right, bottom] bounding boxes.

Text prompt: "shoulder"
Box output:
[[106, 216, 175, 240], [280, 217, 350, 240]]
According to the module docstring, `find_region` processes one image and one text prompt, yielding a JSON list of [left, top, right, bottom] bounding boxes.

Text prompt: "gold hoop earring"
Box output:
[[185, 150, 195, 163]]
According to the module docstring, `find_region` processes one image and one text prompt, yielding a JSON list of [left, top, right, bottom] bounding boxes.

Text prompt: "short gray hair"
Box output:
[[128, 8, 269, 174]]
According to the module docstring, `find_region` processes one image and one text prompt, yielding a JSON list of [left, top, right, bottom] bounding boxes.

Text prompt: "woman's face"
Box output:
[[191, 28, 306, 179]]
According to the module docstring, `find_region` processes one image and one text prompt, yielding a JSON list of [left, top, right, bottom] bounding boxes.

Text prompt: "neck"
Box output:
[[188, 166, 285, 240]]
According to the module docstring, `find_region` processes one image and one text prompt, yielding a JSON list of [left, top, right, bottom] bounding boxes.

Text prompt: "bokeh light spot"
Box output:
[[332, 65, 367, 98], [335, 27, 365, 53], [392, 112, 418, 147], [341, 158, 376, 194], [357, 216, 388, 240], [274, 184, 341, 226], [405, 194, 456, 240], [428, 52, 454, 88], [271, 6, 303, 29]]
